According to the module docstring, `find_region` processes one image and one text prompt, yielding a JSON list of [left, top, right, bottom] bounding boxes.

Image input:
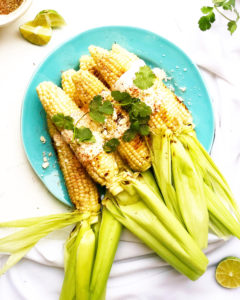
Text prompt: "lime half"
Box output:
[[19, 21, 52, 46], [34, 10, 66, 28], [216, 256, 240, 288]]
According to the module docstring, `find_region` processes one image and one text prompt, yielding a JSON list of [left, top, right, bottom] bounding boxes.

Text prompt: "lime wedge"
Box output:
[[19, 21, 52, 46], [216, 256, 240, 288], [34, 10, 66, 28]]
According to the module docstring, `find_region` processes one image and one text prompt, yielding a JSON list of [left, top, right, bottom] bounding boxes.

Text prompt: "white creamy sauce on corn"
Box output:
[[114, 59, 168, 113]]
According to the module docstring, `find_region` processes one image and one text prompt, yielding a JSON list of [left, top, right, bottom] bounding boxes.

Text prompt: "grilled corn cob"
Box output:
[[61, 69, 77, 101], [90, 44, 240, 247], [47, 117, 100, 213], [37, 81, 120, 191], [37, 80, 209, 280], [72, 69, 151, 172]]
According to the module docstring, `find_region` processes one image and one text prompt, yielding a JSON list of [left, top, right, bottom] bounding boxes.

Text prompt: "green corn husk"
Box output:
[[90, 207, 122, 300], [179, 132, 240, 239], [104, 175, 209, 280], [0, 211, 89, 276], [170, 137, 209, 249], [149, 133, 181, 219], [180, 132, 240, 220], [75, 220, 96, 300]]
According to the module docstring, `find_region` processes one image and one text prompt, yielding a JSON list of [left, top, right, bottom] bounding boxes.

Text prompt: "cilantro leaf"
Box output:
[[89, 95, 113, 123], [111, 91, 133, 106], [201, 6, 213, 14], [130, 102, 152, 119], [99, 100, 114, 115], [123, 129, 137, 142], [227, 20, 237, 34], [89, 111, 106, 123], [139, 125, 150, 136], [133, 66, 156, 90], [103, 138, 120, 153], [198, 16, 212, 31], [75, 127, 94, 142], [52, 113, 74, 130]]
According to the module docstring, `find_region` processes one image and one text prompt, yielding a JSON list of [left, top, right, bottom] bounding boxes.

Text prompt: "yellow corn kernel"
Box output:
[[111, 44, 138, 66], [89, 45, 129, 89], [61, 69, 77, 100], [72, 69, 107, 107], [47, 117, 100, 213]]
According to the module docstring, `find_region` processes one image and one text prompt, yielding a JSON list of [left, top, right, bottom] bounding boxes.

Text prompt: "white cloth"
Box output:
[[1, 0, 240, 299]]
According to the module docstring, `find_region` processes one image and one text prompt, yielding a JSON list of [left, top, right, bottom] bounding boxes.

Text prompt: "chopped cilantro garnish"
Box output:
[[75, 127, 95, 143], [111, 90, 152, 142], [133, 66, 156, 90], [52, 113, 95, 144], [103, 138, 120, 153], [89, 95, 114, 123], [52, 113, 74, 130]]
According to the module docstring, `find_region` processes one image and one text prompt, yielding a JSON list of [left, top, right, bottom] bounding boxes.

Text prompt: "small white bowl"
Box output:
[[0, 0, 32, 27]]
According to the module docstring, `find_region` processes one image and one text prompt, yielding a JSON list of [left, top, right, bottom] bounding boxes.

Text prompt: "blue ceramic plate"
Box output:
[[21, 26, 215, 207]]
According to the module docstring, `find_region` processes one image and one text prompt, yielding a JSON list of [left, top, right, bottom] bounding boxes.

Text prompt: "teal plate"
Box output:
[[21, 26, 215, 208]]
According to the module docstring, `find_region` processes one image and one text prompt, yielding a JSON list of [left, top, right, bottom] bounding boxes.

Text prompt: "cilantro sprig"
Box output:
[[199, 0, 239, 35], [111, 91, 152, 142], [89, 95, 114, 123], [133, 66, 156, 90], [103, 138, 120, 153], [52, 113, 95, 143]]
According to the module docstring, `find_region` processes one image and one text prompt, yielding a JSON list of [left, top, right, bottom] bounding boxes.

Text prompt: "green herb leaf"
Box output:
[[123, 129, 137, 142], [99, 100, 114, 115], [111, 91, 133, 106], [130, 102, 152, 119], [133, 66, 156, 90], [201, 6, 213, 14], [139, 125, 150, 136], [52, 113, 74, 130], [103, 138, 120, 153], [198, 16, 212, 31], [89, 95, 113, 123], [75, 127, 94, 142], [227, 20, 237, 34], [89, 111, 105, 123]]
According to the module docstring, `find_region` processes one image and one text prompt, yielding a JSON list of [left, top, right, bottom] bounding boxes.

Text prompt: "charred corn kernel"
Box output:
[[71, 69, 151, 172], [89, 45, 130, 89], [111, 44, 138, 66], [72, 69, 108, 107], [61, 69, 77, 100], [37, 82, 120, 188], [47, 117, 100, 213]]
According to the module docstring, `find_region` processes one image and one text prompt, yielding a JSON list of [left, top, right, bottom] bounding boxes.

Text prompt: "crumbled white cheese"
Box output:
[[152, 68, 167, 81], [48, 152, 52, 157], [43, 157, 48, 162], [42, 162, 49, 169], [179, 87, 186, 92], [176, 66, 179, 69], [169, 85, 175, 92], [42, 151, 46, 156], [183, 68, 187, 72], [40, 136, 46, 144], [162, 54, 166, 57], [178, 96, 184, 102]]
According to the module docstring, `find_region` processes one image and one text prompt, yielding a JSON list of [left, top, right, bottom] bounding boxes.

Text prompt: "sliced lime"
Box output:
[[19, 21, 52, 46], [216, 256, 240, 288], [34, 10, 66, 28]]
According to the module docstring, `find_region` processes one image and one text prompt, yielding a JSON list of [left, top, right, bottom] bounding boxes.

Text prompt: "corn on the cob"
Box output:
[[37, 81, 120, 191], [72, 69, 151, 172], [47, 117, 100, 213], [90, 44, 240, 248], [80, 54, 108, 87], [111, 43, 138, 64], [61, 69, 77, 101]]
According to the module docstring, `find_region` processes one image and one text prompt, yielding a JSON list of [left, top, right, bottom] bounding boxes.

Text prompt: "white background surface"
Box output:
[[1, 0, 240, 299]]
